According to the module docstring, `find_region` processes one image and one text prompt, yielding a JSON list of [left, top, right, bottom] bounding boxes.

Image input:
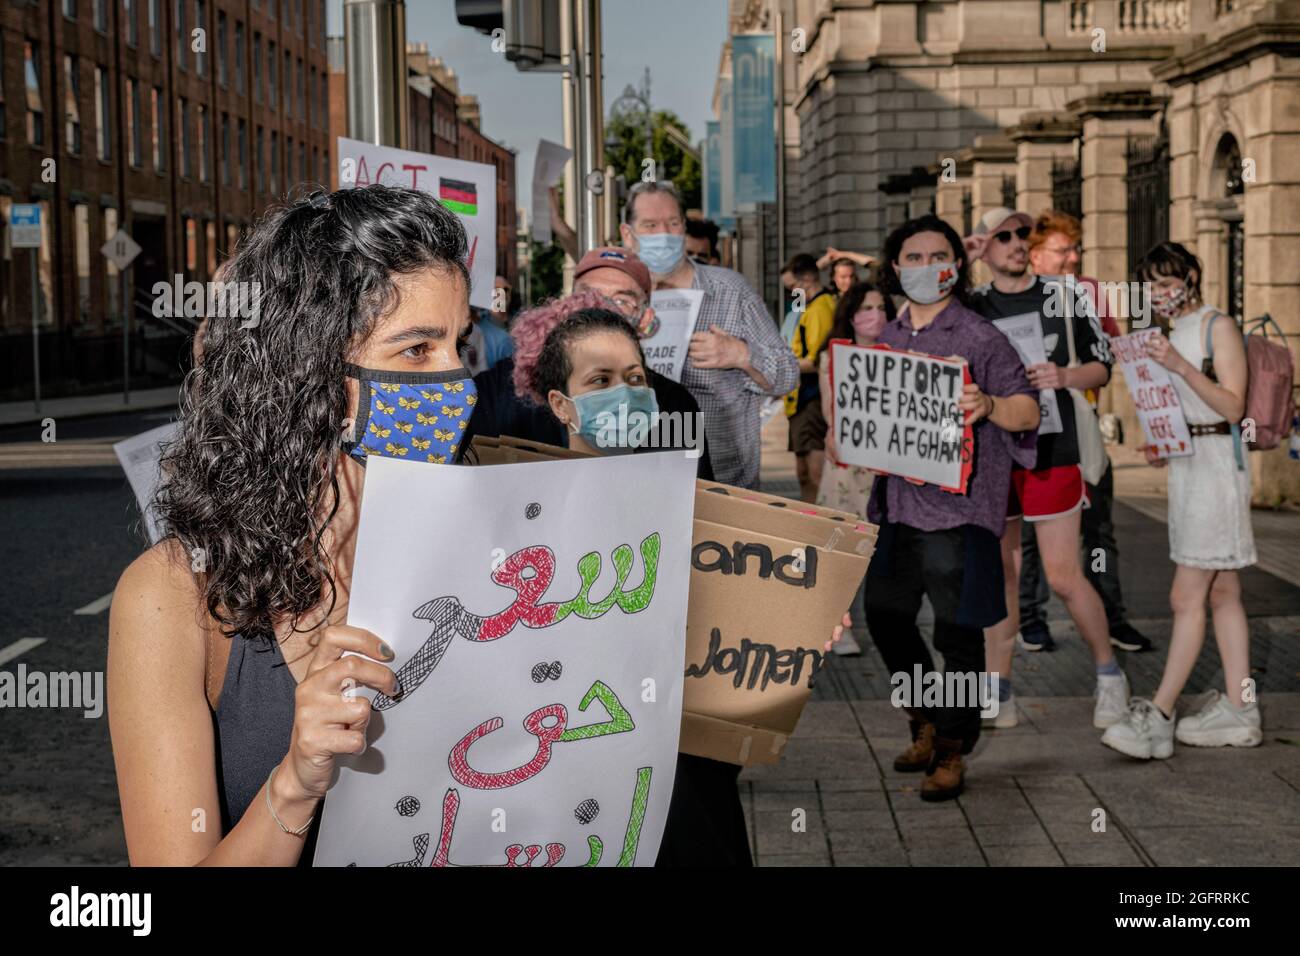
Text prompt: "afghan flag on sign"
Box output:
[[438, 178, 478, 216]]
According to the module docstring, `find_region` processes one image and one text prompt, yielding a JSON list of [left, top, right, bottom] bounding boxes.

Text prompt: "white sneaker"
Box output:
[[1093, 671, 1130, 729], [1174, 690, 1263, 748], [832, 630, 862, 657], [982, 690, 1018, 729], [1101, 697, 1175, 759]]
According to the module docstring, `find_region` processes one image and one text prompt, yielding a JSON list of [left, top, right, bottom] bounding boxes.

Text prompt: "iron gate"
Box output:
[[1125, 125, 1170, 280], [1051, 156, 1082, 221]]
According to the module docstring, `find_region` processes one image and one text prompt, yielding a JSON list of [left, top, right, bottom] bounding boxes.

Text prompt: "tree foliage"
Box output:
[[604, 108, 701, 212]]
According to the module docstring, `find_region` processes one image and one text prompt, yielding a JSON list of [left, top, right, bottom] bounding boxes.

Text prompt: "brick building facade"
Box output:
[[0, 0, 331, 399]]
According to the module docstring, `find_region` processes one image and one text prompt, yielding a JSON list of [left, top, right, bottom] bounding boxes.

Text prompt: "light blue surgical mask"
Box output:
[[634, 232, 685, 275], [564, 383, 660, 455]]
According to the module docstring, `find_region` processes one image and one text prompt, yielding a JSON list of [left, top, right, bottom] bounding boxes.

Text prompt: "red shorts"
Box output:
[[1007, 464, 1090, 522]]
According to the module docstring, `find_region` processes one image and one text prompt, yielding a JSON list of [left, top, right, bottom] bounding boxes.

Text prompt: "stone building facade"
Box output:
[[720, 0, 1300, 503]]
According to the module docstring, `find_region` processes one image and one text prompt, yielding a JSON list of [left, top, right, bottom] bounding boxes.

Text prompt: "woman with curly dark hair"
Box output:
[[107, 184, 475, 865]]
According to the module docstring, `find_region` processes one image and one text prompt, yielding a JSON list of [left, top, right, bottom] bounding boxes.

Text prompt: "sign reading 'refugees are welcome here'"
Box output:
[[829, 341, 974, 494]]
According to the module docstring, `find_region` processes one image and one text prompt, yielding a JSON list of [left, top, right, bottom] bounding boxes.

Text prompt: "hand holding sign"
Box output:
[[958, 381, 995, 426], [1143, 331, 1190, 377], [1026, 362, 1067, 391]]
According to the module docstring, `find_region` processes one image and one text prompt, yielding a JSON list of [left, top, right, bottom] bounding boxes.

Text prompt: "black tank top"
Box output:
[[214, 635, 320, 863]]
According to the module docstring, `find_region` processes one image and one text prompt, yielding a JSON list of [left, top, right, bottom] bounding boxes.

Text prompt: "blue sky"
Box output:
[[328, 0, 728, 213]]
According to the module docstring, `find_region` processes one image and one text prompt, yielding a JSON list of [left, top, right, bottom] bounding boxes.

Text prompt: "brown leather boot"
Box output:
[[894, 715, 936, 772], [920, 736, 965, 802]]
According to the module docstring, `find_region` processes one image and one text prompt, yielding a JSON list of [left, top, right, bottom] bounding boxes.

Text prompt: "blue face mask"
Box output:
[[564, 383, 660, 456], [634, 232, 685, 275], [344, 364, 478, 465]]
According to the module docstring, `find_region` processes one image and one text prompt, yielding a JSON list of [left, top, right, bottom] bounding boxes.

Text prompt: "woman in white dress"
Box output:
[[1102, 242, 1260, 760], [815, 281, 893, 656]]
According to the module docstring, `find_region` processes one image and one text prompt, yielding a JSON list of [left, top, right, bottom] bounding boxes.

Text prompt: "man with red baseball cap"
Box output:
[[967, 207, 1130, 734], [572, 246, 659, 337]]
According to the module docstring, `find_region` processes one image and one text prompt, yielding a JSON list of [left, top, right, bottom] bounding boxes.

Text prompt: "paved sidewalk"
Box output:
[[738, 696, 1300, 866], [752, 415, 1300, 865], [0, 386, 179, 428]]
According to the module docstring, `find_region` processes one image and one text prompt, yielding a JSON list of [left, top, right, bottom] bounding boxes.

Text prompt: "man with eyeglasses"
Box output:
[[1018, 211, 1154, 656], [619, 180, 799, 489], [967, 208, 1131, 733], [463, 246, 714, 480]]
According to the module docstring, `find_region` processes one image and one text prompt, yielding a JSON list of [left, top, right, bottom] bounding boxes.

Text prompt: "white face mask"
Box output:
[[898, 261, 959, 305]]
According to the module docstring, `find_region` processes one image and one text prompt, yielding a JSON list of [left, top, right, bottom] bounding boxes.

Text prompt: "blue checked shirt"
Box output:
[[678, 264, 799, 489]]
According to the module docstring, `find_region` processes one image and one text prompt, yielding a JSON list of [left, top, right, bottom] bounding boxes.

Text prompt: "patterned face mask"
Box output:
[[343, 364, 478, 466]]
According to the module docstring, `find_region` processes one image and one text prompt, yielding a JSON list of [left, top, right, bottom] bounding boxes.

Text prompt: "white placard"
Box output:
[[991, 312, 1063, 435], [531, 139, 571, 244], [113, 422, 180, 544], [337, 137, 498, 310], [1109, 330, 1194, 459], [829, 342, 973, 494], [645, 289, 704, 383], [314, 452, 697, 867]]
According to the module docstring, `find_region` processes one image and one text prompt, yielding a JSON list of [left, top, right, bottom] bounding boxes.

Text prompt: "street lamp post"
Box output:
[[607, 67, 654, 177]]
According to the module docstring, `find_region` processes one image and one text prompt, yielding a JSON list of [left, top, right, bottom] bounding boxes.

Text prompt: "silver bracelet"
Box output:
[[265, 765, 314, 837]]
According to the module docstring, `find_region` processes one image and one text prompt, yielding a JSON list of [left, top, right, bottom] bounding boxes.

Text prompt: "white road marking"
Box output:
[[0, 638, 47, 667], [74, 591, 115, 616]]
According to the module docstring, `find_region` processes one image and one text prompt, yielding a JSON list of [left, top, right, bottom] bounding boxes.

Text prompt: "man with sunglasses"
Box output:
[[967, 208, 1130, 732]]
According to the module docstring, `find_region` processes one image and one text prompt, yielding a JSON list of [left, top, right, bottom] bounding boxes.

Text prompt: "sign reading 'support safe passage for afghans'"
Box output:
[[829, 341, 974, 494], [1109, 330, 1194, 459]]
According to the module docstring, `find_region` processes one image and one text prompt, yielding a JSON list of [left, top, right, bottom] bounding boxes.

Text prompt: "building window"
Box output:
[[149, 0, 161, 57], [235, 21, 245, 96], [269, 41, 277, 110], [319, 146, 327, 187], [64, 0, 77, 19], [253, 33, 262, 104], [179, 98, 191, 177], [126, 78, 141, 166], [217, 12, 228, 86], [237, 118, 247, 188], [104, 207, 120, 321], [185, 217, 198, 274], [125, 0, 138, 47], [226, 222, 238, 260], [295, 0, 302, 34], [196, 0, 208, 77], [65, 56, 82, 155], [297, 57, 304, 120], [220, 111, 230, 185], [24, 41, 43, 147], [320, 0, 326, 47], [74, 203, 91, 322], [151, 85, 165, 171], [197, 104, 209, 182], [283, 51, 291, 114], [94, 66, 111, 160], [255, 124, 264, 192], [175, 0, 187, 71], [205, 220, 217, 276], [95, 0, 108, 32], [309, 66, 317, 126], [271, 130, 278, 195], [286, 134, 292, 188], [299, 140, 306, 184]]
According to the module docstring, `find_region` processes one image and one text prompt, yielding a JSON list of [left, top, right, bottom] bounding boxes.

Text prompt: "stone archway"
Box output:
[[1193, 121, 1247, 320]]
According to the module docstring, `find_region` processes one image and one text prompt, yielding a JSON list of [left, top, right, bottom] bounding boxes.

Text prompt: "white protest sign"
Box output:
[[314, 451, 697, 867], [113, 422, 180, 545], [991, 312, 1063, 435], [1109, 330, 1194, 459], [531, 139, 571, 244], [337, 136, 497, 310], [645, 289, 703, 383], [829, 342, 973, 494]]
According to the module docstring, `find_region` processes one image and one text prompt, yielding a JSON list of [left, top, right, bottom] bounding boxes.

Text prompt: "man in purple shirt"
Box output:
[[859, 216, 1040, 802]]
